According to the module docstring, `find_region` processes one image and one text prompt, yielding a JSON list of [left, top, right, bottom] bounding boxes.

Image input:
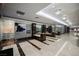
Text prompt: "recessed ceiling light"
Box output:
[[55, 11, 61, 15], [52, 6, 55, 8], [36, 11, 68, 26], [66, 20, 72, 25], [62, 17, 66, 20], [66, 20, 69, 23], [55, 9, 62, 15]]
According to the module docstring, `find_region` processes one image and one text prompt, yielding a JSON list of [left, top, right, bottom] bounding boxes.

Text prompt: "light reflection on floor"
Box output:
[[1, 33, 79, 56]]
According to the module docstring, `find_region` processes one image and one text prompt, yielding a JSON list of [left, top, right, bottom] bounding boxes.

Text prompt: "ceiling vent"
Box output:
[[16, 10, 25, 15], [35, 17, 39, 18]]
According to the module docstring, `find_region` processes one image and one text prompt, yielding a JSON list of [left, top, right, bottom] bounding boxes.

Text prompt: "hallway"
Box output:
[[0, 3, 79, 56]]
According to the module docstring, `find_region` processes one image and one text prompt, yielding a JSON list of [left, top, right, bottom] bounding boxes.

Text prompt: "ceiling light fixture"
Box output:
[[55, 9, 62, 15], [62, 17, 66, 20], [55, 11, 61, 15], [36, 11, 68, 26], [66, 20, 72, 25], [66, 20, 69, 23], [62, 15, 67, 20], [52, 6, 56, 8]]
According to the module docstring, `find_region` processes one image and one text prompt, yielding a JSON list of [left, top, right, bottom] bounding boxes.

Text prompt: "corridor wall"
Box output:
[[1, 17, 32, 40]]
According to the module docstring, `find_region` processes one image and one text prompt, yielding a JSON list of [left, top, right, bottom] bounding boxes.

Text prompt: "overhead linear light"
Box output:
[[36, 11, 69, 26]]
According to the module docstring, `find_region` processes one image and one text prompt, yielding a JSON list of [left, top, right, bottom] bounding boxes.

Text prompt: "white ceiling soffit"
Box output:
[[36, 3, 71, 26], [36, 3, 79, 26], [36, 11, 68, 26]]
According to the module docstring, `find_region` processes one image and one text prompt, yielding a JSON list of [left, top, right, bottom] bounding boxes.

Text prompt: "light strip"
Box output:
[[36, 11, 68, 26]]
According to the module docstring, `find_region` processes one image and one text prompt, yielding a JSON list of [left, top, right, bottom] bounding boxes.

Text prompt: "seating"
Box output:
[[34, 33, 46, 41], [45, 32, 56, 37]]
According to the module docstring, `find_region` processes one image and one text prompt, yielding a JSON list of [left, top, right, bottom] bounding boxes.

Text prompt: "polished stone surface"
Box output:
[[2, 44, 20, 56], [2, 33, 79, 56]]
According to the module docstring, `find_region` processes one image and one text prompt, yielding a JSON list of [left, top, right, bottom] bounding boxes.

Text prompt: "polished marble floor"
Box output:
[[1, 33, 79, 56]]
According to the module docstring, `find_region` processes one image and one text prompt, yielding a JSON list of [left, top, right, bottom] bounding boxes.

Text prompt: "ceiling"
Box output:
[[2, 3, 53, 24], [2, 3, 79, 26]]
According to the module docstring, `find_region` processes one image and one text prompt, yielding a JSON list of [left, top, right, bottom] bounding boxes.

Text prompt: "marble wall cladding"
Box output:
[[3, 33, 15, 39], [3, 20, 15, 39], [0, 20, 3, 41], [3, 20, 15, 33], [0, 17, 32, 40], [0, 18, 15, 40]]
